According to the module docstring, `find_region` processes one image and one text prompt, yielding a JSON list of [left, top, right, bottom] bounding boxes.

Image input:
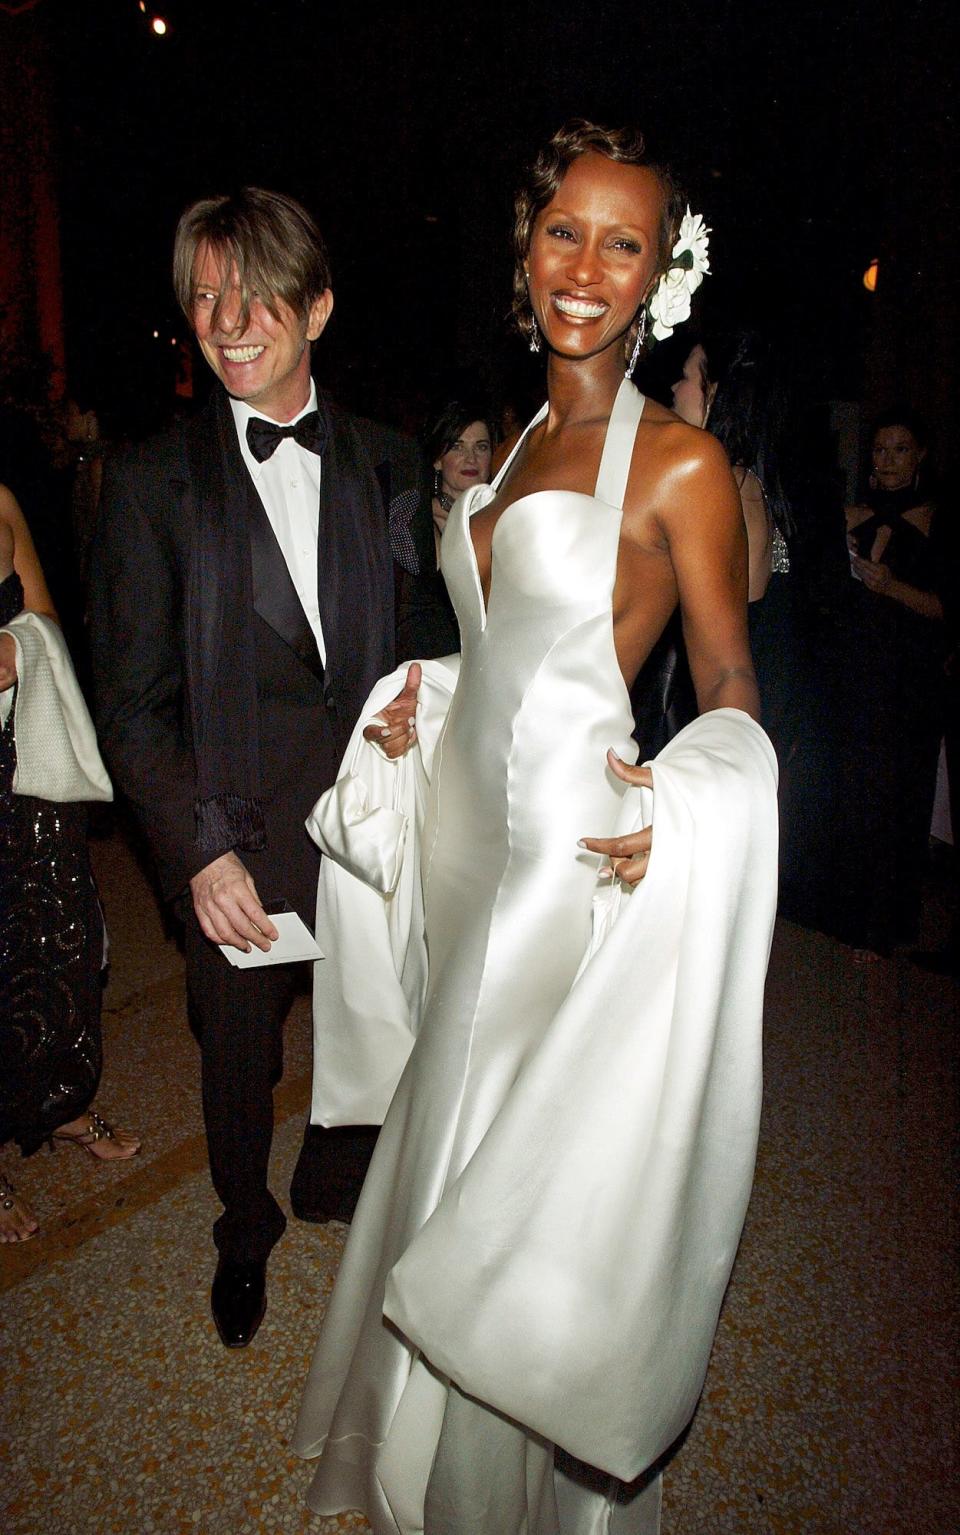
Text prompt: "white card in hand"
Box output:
[[222, 910, 324, 968]]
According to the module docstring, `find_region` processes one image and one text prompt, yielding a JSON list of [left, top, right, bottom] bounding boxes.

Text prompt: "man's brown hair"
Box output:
[[173, 186, 332, 335]]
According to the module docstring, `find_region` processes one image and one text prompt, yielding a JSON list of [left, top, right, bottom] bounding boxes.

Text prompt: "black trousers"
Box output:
[[182, 615, 383, 1261], [185, 915, 376, 1263]]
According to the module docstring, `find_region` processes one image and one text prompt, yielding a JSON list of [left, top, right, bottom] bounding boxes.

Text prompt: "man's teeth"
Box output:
[[222, 345, 265, 362], [554, 297, 606, 318]]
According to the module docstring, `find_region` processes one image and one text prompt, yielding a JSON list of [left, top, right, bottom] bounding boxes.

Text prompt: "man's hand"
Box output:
[[362, 662, 422, 760], [579, 752, 654, 886], [0, 632, 17, 691], [189, 851, 279, 952]]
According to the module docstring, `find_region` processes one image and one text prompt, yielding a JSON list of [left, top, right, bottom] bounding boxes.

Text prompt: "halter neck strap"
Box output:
[[594, 380, 646, 510], [489, 380, 645, 509], [489, 402, 548, 492]]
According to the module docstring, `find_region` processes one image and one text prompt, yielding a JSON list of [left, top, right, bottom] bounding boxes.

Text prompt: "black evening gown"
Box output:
[[0, 571, 104, 1154], [825, 505, 946, 953]]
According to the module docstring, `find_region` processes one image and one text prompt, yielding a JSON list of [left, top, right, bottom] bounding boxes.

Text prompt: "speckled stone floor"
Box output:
[[1, 826, 957, 1534]]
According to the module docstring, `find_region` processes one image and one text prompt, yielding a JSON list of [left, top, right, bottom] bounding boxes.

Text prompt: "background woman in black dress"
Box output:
[[392, 394, 494, 659], [833, 412, 947, 958], [0, 485, 139, 1242]]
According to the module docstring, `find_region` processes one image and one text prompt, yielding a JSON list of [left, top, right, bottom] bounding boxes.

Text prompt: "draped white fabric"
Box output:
[[0, 610, 112, 802], [295, 381, 779, 1533], [307, 655, 459, 1127], [385, 708, 778, 1481]]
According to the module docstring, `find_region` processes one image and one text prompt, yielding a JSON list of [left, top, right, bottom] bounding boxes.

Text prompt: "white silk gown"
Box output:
[[293, 380, 773, 1534]]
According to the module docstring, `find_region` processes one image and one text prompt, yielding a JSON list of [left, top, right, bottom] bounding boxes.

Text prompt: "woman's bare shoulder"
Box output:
[[622, 410, 739, 550], [636, 405, 732, 479]]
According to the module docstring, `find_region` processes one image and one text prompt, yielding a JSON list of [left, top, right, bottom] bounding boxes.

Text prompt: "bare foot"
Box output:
[[0, 1171, 39, 1242], [51, 1108, 142, 1161]]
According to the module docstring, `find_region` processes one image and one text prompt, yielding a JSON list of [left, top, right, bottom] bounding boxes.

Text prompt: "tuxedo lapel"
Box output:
[[201, 392, 324, 683], [315, 394, 392, 690], [248, 493, 325, 682]]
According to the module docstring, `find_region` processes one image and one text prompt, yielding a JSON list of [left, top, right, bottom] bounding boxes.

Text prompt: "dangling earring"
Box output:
[[625, 311, 647, 379], [524, 268, 541, 354], [433, 467, 443, 497]]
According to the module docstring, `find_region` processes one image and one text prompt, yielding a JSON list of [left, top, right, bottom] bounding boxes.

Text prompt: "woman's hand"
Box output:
[[579, 751, 654, 886], [851, 555, 942, 619], [362, 662, 422, 760], [851, 555, 893, 594], [0, 632, 16, 691]]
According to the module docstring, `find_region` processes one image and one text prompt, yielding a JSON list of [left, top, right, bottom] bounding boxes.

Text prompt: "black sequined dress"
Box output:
[[0, 570, 103, 1154]]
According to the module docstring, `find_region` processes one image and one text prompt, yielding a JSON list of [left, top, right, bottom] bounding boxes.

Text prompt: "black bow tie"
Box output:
[[246, 409, 327, 463]]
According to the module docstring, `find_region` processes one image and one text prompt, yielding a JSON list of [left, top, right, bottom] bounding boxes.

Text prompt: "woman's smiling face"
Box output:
[[525, 152, 664, 364]]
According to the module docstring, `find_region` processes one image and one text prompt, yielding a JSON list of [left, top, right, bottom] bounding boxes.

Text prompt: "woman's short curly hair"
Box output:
[[511, 119, 686, 345]]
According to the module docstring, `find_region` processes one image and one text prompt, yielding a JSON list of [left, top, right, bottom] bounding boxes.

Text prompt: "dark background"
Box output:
[[1, 0, 956, 468]]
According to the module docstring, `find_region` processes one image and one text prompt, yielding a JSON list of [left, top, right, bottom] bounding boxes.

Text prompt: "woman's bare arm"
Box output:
[[661, 434, 760, 721], [583, 428, 760, 887], [0, 485, 59, 620]]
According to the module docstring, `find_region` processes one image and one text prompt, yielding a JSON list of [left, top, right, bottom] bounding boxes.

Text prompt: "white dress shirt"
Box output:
[[230, 382, 326, 665]]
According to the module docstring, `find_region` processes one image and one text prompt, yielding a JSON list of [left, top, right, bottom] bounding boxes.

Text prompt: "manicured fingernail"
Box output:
[[407, 717, 416, 727], [380, 726, 391, 737], [598, 867, 613, 881], [577, 839, 588, 848]]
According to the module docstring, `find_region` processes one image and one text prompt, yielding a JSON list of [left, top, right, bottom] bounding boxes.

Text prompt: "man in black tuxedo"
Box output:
[[90, 188, 420, 1346]]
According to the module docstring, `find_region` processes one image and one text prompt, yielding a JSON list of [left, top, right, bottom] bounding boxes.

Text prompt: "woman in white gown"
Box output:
[[293, 121, 772, 1534]]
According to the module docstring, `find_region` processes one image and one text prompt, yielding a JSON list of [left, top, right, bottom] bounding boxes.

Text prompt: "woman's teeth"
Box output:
[[553, 297, 606, 318]]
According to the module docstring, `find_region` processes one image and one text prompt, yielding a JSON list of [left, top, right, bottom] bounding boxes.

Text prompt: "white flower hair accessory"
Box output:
[[647, 207, 711, 343]]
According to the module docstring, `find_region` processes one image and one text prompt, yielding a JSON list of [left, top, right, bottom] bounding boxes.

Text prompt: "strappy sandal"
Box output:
[[0, 1171, 39, 1242], [50, 1109, 141, 1162]]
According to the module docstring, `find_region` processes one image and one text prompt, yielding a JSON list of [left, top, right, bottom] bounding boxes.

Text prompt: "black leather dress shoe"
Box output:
[[211, 1257, 267, 1348]]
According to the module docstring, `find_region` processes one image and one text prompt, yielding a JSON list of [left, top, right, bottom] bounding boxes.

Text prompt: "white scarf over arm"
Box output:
[[306, 655, 459, 1126], [0, 610, 112, 803]]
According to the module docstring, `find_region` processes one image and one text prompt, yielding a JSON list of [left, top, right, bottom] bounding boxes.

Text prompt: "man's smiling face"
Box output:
[[191, 242, 332, 422]]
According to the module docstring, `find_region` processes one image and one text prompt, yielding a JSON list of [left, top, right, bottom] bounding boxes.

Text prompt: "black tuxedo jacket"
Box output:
[[90, 387, 416, 905]]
